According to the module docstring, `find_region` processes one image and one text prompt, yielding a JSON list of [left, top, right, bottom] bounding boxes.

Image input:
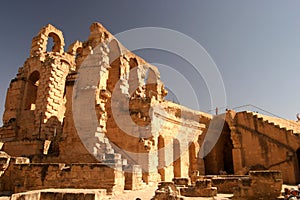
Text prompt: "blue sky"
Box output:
[[0, 0, 300, 123]]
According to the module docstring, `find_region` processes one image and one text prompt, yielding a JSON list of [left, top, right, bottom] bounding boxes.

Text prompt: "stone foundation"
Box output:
[[1, 163, 124, 195], [180, 179, 217, 197], [233, 170, 283, 200], [10, 189, 106, 200]]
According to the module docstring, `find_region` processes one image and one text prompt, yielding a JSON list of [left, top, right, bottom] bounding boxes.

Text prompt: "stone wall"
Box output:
[[233, 170, 283, 200], [1, 163, 124, 195], [232, 111, 300, 184], [152, 101, 208, 182]]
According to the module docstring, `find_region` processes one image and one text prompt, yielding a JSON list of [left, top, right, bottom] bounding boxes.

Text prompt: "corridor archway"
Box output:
[[204, 122, 234, 175]]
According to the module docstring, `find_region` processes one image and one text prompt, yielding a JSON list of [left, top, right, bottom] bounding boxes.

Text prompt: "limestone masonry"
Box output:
[[0, 23, 299, 199]]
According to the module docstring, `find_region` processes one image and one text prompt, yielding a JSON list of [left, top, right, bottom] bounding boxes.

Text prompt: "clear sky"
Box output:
[[0, 0, 300, 124]]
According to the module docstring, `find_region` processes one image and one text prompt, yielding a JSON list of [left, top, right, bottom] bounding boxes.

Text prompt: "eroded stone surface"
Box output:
[[0, 22, 299, 198]]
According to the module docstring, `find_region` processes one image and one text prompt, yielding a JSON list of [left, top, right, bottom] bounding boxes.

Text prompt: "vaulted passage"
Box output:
[[204, 122, 234, 175]]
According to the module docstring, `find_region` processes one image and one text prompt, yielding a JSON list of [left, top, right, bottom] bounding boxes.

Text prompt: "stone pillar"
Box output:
[[197, 158, 206, 175], [139, 150, 160, 183], [180, 142, 190, 178], [232, 148, 243, 174], [230, 127, 244, 174], [37, 57, 70, 139]]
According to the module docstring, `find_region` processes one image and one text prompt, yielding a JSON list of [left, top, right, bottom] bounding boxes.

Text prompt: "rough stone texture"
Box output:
[[191, 175, 247, 194], [1, 162, 124, 195], [124, 165, 144, 190], [151, 182, 183, 200], [180, 179, 217, 197], [233, 170, 283, 200], [0, 22, 299, 198], [202, 110, 300, 184]]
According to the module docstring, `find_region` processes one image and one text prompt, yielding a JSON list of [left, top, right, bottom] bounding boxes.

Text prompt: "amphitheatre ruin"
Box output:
[[0, 22, 299, 199]]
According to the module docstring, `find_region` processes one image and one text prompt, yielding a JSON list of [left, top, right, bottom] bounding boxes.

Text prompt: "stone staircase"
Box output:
[[93, 127, 145, 190], [93, 127, 128, 166], [245, 111, 300, 135]]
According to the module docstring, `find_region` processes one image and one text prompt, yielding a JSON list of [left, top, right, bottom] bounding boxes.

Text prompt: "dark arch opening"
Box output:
[[204, 122, 234, 175], [47, 32, 62, 52], [24, 71, 40, 110]]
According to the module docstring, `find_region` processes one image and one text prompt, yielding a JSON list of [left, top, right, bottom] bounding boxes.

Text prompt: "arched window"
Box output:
[[108, 39, 121, 64], [24, 71, 40, 110], [30, 24, 65, 56], [107, 40, 122, 93]]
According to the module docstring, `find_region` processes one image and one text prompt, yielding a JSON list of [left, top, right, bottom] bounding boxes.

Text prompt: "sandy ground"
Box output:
[[108, 183, 233, 200], [0, 184, 296, 200], [107, 184, 297, 200]]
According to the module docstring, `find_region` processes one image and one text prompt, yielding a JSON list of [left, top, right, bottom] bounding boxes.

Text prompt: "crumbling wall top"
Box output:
[[30, 24, 65, 56]]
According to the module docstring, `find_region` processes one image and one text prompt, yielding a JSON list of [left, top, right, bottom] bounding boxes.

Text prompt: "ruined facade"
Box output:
[[0, 23, 300, 196]]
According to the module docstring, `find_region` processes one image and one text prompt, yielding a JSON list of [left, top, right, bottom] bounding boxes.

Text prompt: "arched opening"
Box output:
[[47, 32, 62, 52], [173, 138, 181, 178], [24, 71, 40, 110], [128, 58, 139, 96], [158, 135, 165, 181], [188, 142, 197, 177], [46, 37, 54, 52], [107, 40, 121, 93], [75, 47, 83, 59], [204, 122, 234, 175], [145, 68, 158, 99], [108, 40, 121, 64]]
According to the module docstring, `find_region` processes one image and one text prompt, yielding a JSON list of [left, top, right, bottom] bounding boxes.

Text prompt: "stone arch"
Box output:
[[24, 70, 40, 110], [67, 40, 83, 56], [128, 58, 140, 96], [145, 67, 159, 98], [30, 24, 65, 56], [108, 39, 121, 65], [204, 121, 234, 175], [158, 135, 166, 181], [173, 138, 181, 178], [107, 41, 122, 93]]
